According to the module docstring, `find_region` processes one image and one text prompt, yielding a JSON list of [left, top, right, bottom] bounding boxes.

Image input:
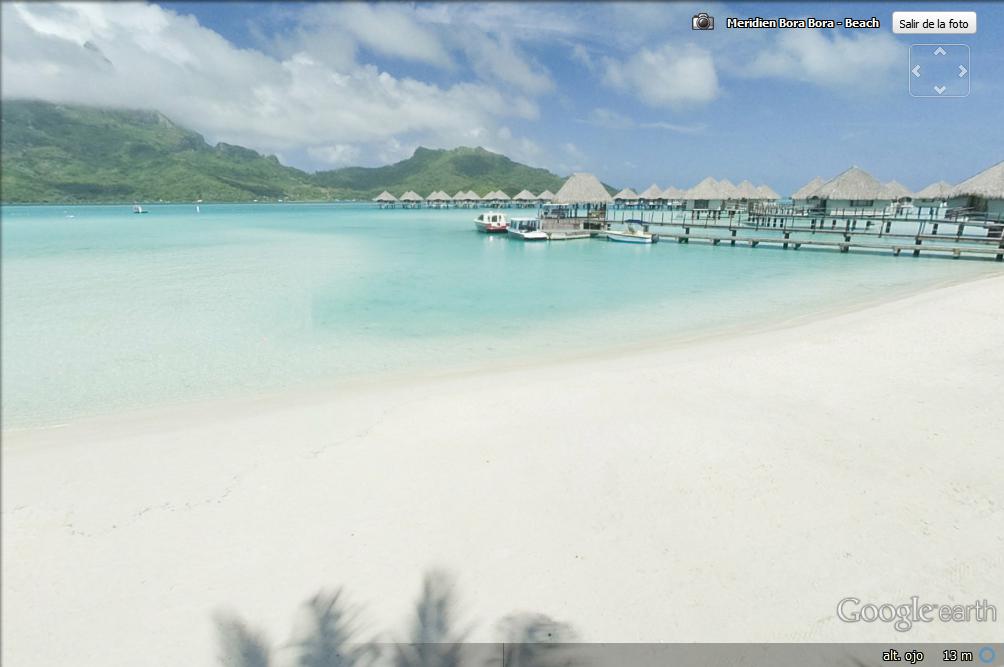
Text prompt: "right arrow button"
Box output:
[[958, 64, 968, 78]]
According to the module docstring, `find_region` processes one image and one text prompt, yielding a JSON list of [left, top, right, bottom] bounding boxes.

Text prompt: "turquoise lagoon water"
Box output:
[[2, 203, 1000, 428]]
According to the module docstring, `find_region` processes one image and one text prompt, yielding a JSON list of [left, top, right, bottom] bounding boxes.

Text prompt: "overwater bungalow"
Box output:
[[754, 185, 780, 201], [495, 190, 512, 208], [947, 160, 1004, 224], [466, 191, 483, 208], [719, 179, 743, 211], [452, 190, 471, 208], [399, 191, 424, 209], [613, 187, 640, 209], [913, 181, 953, 215], [661, 186, 685, 208], [426, 191, 451, 209], [638, 184, 664, 209], [684, 177, 724, 213], [513, 189, 537, 208], [736, 180, 759, 201], [373, 191, 398, 208], [810, 167, 890, 215], [792, 176, 825, 208], [537, 190, 555, 206], [543, 172, 613, 232]]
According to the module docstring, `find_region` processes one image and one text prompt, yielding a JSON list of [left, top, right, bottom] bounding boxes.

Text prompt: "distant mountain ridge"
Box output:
[[0, 100, 567, 203]]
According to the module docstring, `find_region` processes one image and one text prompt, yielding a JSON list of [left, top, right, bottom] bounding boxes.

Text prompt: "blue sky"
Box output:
[[3, 2, 1002, 194]]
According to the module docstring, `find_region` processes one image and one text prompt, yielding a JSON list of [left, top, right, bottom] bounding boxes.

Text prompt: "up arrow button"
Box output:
[[934, 46, 947, 55]]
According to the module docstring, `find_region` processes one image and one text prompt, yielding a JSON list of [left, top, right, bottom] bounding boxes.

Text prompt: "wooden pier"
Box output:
[[607, 208, 1004, 261]]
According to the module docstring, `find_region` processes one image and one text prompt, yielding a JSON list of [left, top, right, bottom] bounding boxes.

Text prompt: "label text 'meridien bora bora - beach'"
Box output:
[[726, 16, 881, 29]]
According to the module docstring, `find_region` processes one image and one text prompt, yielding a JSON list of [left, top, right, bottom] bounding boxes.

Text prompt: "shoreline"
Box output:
[[4, 271, 1002, 665], [5, 268, 1001, 442]]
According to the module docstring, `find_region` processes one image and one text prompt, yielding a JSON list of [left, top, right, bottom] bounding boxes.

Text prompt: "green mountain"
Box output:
[[1, 100, 330, 203], [0, 100, 570, 203], [313, 146, 565, 198]]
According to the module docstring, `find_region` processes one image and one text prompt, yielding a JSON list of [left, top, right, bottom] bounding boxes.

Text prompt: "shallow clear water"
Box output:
[[2, 203, 999, 428]]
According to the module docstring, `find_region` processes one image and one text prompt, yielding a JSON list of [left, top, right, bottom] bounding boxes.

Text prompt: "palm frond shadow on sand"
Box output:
[[213, 570, 577, 667]]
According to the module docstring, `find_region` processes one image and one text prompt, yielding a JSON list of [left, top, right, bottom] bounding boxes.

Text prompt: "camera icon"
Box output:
[[692, 12, 714, 30]]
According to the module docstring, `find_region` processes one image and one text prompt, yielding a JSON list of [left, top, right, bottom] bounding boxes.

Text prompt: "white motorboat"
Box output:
[[507, 217, 548, 241], [606, 221, 658, 244], [474, 211, 509, 233], [132, 205, 148, 214]]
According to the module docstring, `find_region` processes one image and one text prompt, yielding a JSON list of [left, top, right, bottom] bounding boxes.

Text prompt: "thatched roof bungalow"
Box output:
[[792, 176, 825, 205], [948, 160, 1004, 221], [661, 186, 685, 201], [399, 191, 423, 208], [736, 180, 759, 200], [754, 185, 780, 201], [513, 189, 537, 208], [684, 177, 724, 210], [613, 187, 640, 207], [638, 184, 664, 202], [537, 190, 555, 202], [878, 181, 913, 202], [812, 167, 890, 212], [546, 173, 612, 228], [373, 191, 398, 207]]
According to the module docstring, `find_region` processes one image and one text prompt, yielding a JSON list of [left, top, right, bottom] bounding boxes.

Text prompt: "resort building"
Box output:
[[809, 167, 891, 215], [792, 176, 825, 207], [613, 187, 640, 208], [543, 172, 612, 231], [684, 177, 724, 213], [399, 191, 423, 208], [638, 184, 664, 209], [913, 181, 953, 215], [754, 185, 780, 201], [373, 191, 398, 208], [513, 190, 537, 208], [736, 180, 759, 200], [947, 160, 1004, 223], [537, 190, 555, 204]]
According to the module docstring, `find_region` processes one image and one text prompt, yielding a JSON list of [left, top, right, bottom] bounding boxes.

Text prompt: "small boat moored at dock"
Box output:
[[607, 221, 659, 244], [507, 217, 548, 241], [474, 211, 509, 233]]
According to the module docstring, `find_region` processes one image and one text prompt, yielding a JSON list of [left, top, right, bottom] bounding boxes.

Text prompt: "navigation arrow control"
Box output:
[[912, 65, 922, 77], [934, 85, 946, 95], [934, 47, 947, 56], [958, 65, 968, 78]]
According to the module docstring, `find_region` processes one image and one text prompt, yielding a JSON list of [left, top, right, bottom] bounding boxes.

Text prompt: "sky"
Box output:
[[2, 1, 1002, 194]]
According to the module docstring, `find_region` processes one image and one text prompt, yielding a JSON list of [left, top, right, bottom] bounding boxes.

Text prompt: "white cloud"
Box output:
[[602, 43, 719, 108], [744, 30, 900, 88], [582, 108, 706, 134], [306, 144, 361, 167], [0, 2, 544, 171]]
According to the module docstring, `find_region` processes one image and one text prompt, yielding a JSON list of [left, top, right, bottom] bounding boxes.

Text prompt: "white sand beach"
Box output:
[[3, 274, 1003, 666]]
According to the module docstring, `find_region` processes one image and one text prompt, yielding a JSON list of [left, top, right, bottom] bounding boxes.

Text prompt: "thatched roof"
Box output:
[[373, 191, 398, 202], [718, 179, 741, 199], [950, 160, 1004, 199], [482, 190, 498, 199], [792, 176, 825, 199], [513, 189, 536, 201], [613, 187, 639, 201], [914, 181, 953, 199], [661, 186, 684, 199], [638, 184, 663, 200], [495, 190, 511, 200], [453, 190, 468, 200], [736, 180, 758, 199], [426, 191, 450, 201], [537, 190, 555, 201], [878, 181, 913, 200], [685, 177, 721, 200], [553, 173, 613, 204], [399, 191, 423, 202], [755, 184, 780, 200], [466, 191, 482, 201], [813, 167, 884, 200]]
